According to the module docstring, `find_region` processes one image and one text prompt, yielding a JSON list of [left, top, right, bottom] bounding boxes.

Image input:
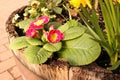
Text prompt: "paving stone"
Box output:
[[0, 36, 8, 45], [16, 76, 23, 80], [9, 66, 21, 78], [0, 0, 29, 79], [0, 71, 14, 80], [0, 57, 16, 73], [0, 45, 7, 53], [0, 33, 8, 39], [0, 50, 13, 61], [4, 42, 11, 50]]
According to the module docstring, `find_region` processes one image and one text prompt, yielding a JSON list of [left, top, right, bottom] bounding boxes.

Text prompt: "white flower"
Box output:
[[12, 14, 20, 23], [41, 7, 48, 12]]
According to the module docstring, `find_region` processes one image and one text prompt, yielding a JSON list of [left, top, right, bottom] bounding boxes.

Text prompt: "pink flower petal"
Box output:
[[29, 16, 50, 29], [30, 23, 43, 29], [47, 30, 64, 43], [26, 28, 37, 38]]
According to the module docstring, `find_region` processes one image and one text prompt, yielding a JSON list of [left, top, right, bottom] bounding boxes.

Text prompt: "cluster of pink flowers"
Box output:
[[26, 16, 64, 43], [26, 16, 49, 38]]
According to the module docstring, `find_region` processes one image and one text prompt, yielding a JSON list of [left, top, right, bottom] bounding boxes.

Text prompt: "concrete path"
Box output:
[[0, 0, 29, 80]]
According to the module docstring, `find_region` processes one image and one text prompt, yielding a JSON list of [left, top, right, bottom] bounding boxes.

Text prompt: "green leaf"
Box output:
[[63, 25, 86, 40], [47, 3, 52, 9], [25, 46, 52, 64], [58, 22, 69, 33], [108, 60, 120, 70], [80, 6, 105, 42], [17, 19, 33, 31], [52, 0, 62, 6], [43, 42, 62, 52], [48, 22, 61, 28], [58, 20, 80, 32], [53, 7, 62, 14], [58, 20, 86, 40], [46, 22, 61, 30], [26, 37, 44, 46], [10, 36, 30, 50], [58, 33, 101, 66], [66, 20, 80, 28]]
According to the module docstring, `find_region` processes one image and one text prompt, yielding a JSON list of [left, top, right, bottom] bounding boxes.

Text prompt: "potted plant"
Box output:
[[6, 0, 120, 80]]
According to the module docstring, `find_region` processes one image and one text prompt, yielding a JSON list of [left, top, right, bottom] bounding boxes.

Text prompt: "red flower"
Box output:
[[47, 29, 64, 43], [26, 28, 37, 38], [29, 16, 50, 29]]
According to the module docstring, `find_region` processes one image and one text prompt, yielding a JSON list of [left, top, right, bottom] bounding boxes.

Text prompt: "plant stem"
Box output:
[[63, 4, 72, 20]]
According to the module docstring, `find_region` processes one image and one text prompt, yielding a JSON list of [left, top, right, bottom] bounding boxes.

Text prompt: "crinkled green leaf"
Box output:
[[10, 36, 30, 50], [58, 20, 86, 40], [53, 7, 62, 14], [17, 19, 33, 31], [43, 42, 62, 52], [58, 22, 69, 33], [26, 37, 44, 46], [58, 20, 77, 33], [58, 33, 101, 66], [64, 26, 86, 40], [66, 20, 80, 28], [25, 46, 52, 64]]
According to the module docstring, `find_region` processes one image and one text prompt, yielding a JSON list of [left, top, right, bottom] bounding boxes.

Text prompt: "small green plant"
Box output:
[[10, 0, 101, 66]]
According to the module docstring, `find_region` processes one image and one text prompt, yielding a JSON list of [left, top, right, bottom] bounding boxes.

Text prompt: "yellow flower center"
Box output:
[[51, 33, 58, 41], [31, 32, 35, 36], [34, 19, 44, 26]]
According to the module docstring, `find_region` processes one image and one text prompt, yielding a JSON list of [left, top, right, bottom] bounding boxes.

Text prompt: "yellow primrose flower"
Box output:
[[69, 0, 92, 9], [69, 0, 81, 8], [118, 0, 120, 3]]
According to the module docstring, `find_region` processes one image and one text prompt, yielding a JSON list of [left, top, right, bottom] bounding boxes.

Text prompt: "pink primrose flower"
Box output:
[[47, 29, 64, 43], [26, 28, 38, 38], [29, 16, 50, 29]]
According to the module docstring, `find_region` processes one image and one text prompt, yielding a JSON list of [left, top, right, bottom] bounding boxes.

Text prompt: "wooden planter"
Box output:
[[6, 6, 120, 80]]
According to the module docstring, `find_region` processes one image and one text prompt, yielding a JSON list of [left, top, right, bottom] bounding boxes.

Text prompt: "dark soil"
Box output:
[[95, 49, 120, 74]]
